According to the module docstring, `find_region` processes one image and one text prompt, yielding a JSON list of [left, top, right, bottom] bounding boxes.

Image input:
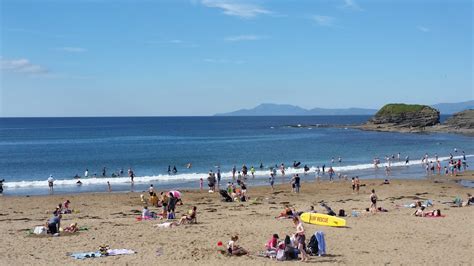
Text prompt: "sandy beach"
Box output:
[[1, 171, 473, 265]]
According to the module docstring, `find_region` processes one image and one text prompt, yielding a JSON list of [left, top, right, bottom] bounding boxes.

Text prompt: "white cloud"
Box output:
[[201, 0, 271, 18], [224, 34, 267, 42], [341, 0, 363, 11], [0, 58, 48, 74], [169, 39, 183, 44], [57, 47, 87, 53], [311, 15, 336, 27], [417, 26, 430, 32]]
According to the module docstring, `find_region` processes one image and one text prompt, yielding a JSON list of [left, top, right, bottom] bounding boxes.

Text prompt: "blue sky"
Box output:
[[1, 0, 472, 116]]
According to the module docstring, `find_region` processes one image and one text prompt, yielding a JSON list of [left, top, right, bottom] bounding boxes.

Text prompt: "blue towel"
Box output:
[[70, 252, 102, 260], [315, 231, 326, 256]]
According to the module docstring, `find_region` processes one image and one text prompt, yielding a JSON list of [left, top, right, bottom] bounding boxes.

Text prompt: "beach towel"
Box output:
[[69, 252, 102, 260], [315, 231, 326, 256], [107, 249, 135, 256]]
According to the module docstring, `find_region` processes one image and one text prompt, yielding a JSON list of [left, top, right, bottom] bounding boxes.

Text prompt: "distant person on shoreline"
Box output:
[[84, 169, 88, 177], [107, 181, 111, 192], [102, 167, 106, 177], [48, 175, 54, 193], [0, 179, 5, 194], [173, 165, 178, 174], [128, 168, 134, 183]]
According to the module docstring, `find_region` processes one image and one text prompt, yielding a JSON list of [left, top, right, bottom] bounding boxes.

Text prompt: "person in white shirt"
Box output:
[[84, 169, 89, 177], [48, 175, 54, 193]]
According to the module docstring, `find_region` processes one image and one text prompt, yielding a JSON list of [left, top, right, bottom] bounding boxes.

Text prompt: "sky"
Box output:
[[0, 0, 472, 117]]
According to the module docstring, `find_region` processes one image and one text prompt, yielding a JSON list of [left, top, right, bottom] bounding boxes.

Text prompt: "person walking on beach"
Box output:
[[269, 171, 275, 191], [294, 174, 301, 193], [293, 217, 308, 262], [370, 189, 378, 214], [328, 167, 335, 181], [48, 175, 54, 193]]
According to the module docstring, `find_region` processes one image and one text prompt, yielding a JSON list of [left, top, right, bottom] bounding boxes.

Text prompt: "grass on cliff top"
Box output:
[[376, 103, 428, 116]]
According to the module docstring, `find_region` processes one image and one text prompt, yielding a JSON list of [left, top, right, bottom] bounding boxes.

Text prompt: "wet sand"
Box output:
[[0, 171, 473, 265]]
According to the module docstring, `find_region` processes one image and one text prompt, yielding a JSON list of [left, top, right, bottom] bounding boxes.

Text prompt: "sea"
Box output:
[[0, 116, 472, 196]]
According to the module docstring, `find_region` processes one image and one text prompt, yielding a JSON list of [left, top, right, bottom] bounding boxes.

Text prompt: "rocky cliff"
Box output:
[[442, 109, 474, 129], [364, 104, 440, 130]]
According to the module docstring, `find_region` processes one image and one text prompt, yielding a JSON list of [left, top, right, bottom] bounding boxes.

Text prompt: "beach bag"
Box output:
[[33, 226, 47, 235], [276, 249, 286, 261], [338, 209, 345, 217], [307, 234, 319, 256]]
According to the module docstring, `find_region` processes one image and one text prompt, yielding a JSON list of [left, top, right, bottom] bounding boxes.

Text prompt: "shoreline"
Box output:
[[1, 172, 473, 265]]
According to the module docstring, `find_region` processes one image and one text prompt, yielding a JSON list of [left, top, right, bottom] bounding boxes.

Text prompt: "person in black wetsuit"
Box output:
[[0, 179, 4, 194]]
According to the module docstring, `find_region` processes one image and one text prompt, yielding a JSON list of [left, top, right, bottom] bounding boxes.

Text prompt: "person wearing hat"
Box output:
[[48, 175, 54, 193]]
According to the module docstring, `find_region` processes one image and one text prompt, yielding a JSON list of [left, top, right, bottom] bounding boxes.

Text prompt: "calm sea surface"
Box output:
[[0, 116, 472, 195]]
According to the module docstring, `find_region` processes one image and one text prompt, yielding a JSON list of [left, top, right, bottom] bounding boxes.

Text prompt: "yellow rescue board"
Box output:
[[300, 212, 346, 227]]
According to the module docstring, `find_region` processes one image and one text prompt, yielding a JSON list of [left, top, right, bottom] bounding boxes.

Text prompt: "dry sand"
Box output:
[[1, 172, 473, 265]]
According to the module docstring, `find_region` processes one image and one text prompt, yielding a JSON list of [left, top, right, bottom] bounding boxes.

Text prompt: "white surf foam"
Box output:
[[3, 155, 471, 189]]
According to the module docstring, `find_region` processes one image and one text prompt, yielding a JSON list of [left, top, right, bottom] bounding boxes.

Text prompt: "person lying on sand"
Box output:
[[425, 209, 442, 217], [227, 235, 248, 256], [153, 221, 178, 228], [413, 206, 426, 217], [275, 206, 295, 219], [178, 206, 197, 225], [64, 222, 78, 233]]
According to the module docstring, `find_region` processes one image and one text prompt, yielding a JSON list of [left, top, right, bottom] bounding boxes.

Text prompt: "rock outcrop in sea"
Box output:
[[362, 104, 440, 131]]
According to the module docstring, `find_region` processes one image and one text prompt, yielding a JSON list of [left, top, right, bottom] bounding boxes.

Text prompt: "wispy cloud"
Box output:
[[57, 47, 87, 53], [417, 26, 430, 32], [204, 58, 245, 64], [0, 58, 49, 75], [341, 0, 363, 11], [201, 0, 271, 18], [311, 15, 336, 27], [224, 34, 267, 42]]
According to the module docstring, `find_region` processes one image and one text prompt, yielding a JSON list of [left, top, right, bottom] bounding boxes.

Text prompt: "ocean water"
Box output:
[[0, 116, 472, 195]]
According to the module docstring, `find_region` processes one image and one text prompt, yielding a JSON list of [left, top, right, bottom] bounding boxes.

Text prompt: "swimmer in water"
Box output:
[[186, 163, 192, 169]]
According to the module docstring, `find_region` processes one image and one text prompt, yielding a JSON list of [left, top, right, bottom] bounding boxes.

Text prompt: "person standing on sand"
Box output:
[[48, 175, 54, 193], [294, 174, 301, 193], [370, 189, 378, 214], [355, 176, 360, 194], [269, 171, 275, 191], [293, 217, 308, 262], [250, 166, 255, 178]]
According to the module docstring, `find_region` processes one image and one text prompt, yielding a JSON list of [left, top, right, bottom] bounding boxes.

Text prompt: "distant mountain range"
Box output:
[[431, 100, 474, 115], [215, 101, 474, 116]]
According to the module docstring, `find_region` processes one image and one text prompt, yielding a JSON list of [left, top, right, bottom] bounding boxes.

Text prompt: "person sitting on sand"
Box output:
[[63, 200, 71, 214], [227, 235, 248, 256], [64, 222, 79, 233], [264, 234, 279, 258], [160, 192, 169, 217], [178, 206, 197, 225], [142, 206, 156, 219]]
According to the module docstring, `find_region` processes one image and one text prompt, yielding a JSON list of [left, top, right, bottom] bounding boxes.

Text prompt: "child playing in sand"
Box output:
[[227, 235, 248, 256], [178, 206, 197, 225]]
